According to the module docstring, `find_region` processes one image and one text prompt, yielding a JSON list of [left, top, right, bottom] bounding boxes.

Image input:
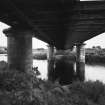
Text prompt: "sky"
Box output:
[[85, 33, 105, 48], [0, 20, 105, 49], [0, 22, 47, 49]]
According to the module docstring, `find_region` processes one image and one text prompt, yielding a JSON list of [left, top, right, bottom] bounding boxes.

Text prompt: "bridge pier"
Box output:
[[47, 45, 55, 81], [3, 28, 33, 73], [76, 43, 85, 81]]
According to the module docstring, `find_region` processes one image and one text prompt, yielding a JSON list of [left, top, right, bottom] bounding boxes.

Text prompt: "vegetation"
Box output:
[[85, 54, 105, 64], [55, 47, 105, 64], [32, 48, 105, 64], [85, 47, 105, 64], [1, 46, 105, 64], [33, 53, 47, 60], [0, 49, 7, 54], [0, 61, 105, 105], [0, 47, 7, 54]]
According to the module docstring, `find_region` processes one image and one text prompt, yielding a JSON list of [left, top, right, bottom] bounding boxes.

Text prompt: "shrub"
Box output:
[[0, 61, 43, 105], [1, 61, 105, 105], [85, 54, 105, 64], [33, 53, 47, 60], [68, 81, 105, 105], [0, 60, 8, 72]]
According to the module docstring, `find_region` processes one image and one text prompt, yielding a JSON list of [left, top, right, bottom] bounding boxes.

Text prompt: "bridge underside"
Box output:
[[1, 0, 105, 49]]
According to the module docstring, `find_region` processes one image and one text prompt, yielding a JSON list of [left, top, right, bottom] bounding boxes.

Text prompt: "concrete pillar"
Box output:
[[47, 45, 55, 81], [76, 43, 85, 81], [3, 28, 33, 73]]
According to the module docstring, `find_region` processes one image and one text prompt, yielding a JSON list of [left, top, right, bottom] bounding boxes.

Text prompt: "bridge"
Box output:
[[1, 0, 105, 82]]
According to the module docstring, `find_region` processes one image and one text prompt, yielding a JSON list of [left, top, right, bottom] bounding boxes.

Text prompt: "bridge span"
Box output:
[[1, 0, 105, 83]]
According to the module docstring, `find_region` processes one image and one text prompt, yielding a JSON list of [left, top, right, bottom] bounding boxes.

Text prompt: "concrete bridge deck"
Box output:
[[1, 0, 105, 82], [1, 0, 105, 49]]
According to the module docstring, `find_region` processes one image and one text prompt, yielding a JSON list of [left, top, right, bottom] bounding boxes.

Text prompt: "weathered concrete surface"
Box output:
[[47, 45, 55, 81], [76, 43, 85, 81], [4, 28, 33, 73]]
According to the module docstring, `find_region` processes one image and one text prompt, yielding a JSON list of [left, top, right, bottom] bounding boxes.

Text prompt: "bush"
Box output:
[[0, 61, 42, 105], [68, 81, 105, 105], [86, 54, 105, 64], [1, 61, 105, 105], [0, 60, 8, 72], [33, 53, 47, 60]]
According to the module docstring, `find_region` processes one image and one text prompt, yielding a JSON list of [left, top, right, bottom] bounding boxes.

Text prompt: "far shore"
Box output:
[[1, 50, 105, 64]]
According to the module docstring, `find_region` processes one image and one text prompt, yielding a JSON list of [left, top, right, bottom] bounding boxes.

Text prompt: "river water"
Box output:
[[1, 54, 105, 83]]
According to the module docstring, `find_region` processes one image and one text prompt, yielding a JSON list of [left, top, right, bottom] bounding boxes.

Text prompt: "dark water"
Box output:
[[1, 54, 105, 83]]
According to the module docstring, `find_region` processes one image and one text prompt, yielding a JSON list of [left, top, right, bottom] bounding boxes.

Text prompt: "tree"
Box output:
[[92, 46, 95, 49], [96, 46, 101, 50]]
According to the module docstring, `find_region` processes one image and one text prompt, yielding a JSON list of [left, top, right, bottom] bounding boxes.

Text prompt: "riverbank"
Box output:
[[85, 54, 105, 64], [1, 47, 105, 64], [33, 53, 47, 60], [33, 53, 105, 64], [2, 53, 105, 64]]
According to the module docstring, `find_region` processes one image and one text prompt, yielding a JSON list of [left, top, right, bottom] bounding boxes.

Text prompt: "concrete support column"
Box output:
[[76, 43, 85, 81], [3, 28, 33, 73], [47, 45, 55, 81]]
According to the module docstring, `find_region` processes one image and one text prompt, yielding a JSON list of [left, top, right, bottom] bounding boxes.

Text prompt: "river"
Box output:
[[1, 54, 105, 83]]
